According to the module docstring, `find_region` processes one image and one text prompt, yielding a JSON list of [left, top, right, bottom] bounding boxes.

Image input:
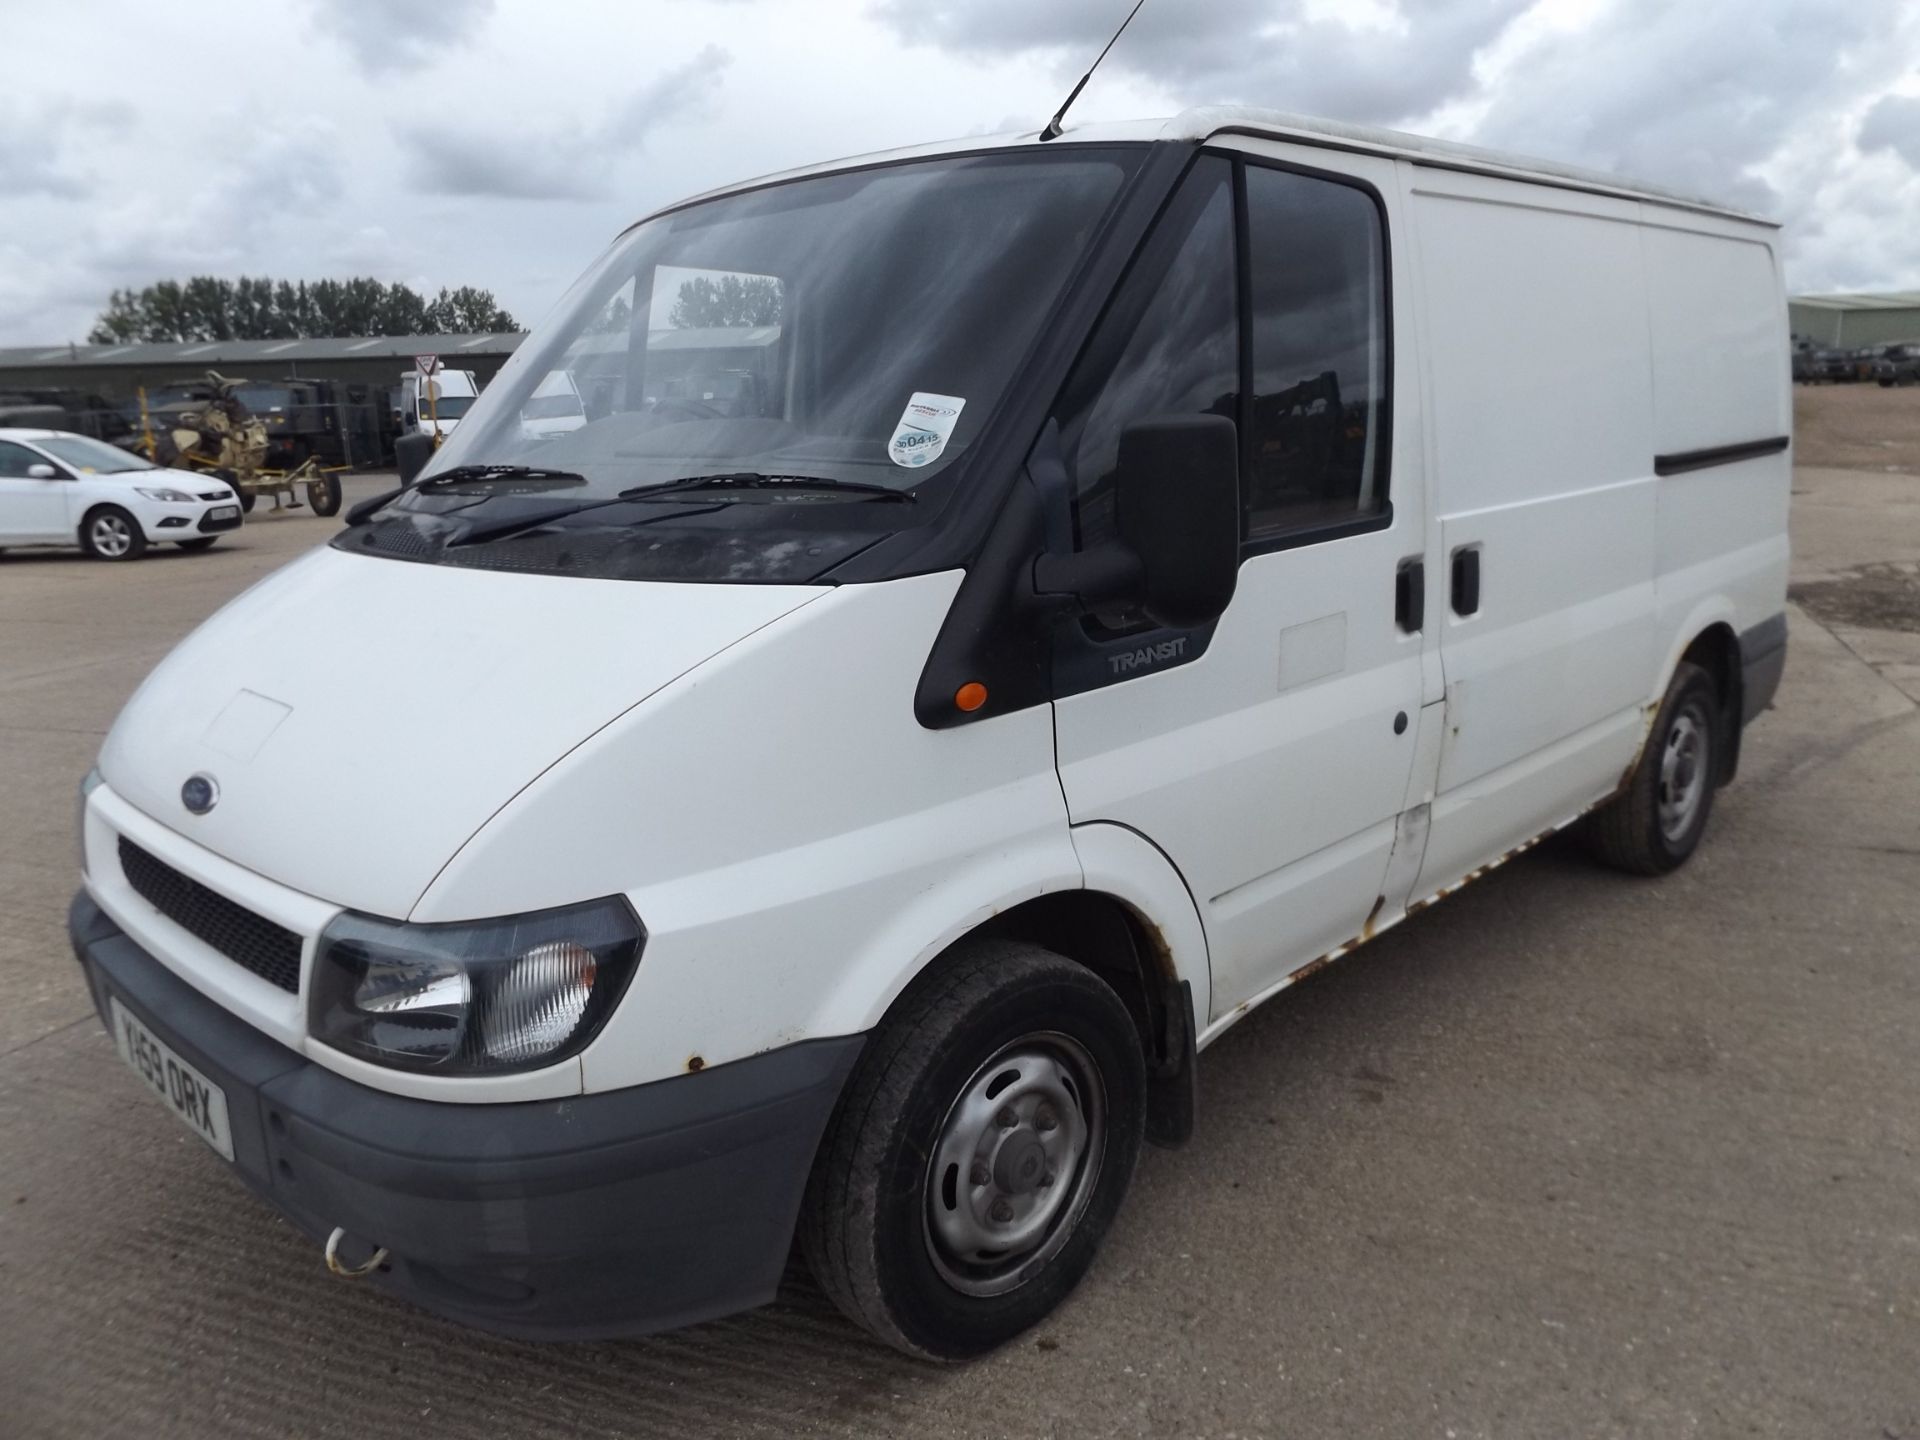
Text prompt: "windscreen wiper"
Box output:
[[417, 464, 588, 491], [349, 464, 591, 527], [618, 472, 916, 503]]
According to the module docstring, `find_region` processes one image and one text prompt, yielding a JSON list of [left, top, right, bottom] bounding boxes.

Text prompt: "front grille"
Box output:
[[117, 837, 303, 993], [197, 490, 229, 501]]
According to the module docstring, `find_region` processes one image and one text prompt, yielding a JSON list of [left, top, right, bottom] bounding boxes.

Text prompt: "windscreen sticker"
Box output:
[[888, 392, 966, 469]]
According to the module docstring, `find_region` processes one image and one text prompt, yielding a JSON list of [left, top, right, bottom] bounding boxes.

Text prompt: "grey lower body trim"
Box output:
[[1739, 613, 1788, 726], [69, 890, 864, 1341]]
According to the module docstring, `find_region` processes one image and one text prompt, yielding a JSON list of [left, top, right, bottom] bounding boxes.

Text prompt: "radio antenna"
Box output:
[[1039, 0, 1149, 142]]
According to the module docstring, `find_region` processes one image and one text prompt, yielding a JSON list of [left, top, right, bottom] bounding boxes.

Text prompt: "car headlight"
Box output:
[[135, 486, 194, 502], [309, 897, 644, 1074]]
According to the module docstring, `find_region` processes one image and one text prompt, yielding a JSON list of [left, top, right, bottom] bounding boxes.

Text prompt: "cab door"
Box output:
[[0, 440, 73, 542], [1047, 147, 1437, 1023]]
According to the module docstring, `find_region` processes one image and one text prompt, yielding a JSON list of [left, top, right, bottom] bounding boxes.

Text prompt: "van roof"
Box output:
[[654, 106, 1774, 231]]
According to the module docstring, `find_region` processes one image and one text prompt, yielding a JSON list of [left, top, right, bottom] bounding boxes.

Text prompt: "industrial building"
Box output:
[[1789, 292, 1920, 349], [0, 332, 526, 466]]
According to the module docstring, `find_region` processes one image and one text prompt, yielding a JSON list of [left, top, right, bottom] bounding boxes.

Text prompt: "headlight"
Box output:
[[309, 897, 644, 1074], [135, 486, 194, 502]]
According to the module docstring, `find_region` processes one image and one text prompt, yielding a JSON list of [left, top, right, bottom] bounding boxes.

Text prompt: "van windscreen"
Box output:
[[345, 148, 1142, 583]]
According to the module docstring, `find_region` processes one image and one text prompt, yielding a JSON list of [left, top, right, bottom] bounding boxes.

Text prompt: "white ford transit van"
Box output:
[[71, 108, 1789, 1360]]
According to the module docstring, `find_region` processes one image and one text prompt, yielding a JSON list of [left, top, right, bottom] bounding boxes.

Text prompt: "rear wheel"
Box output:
[[800, 940, 1145, 1360], [1583, 661, 1721, 875], [79, 506, 146, 561]]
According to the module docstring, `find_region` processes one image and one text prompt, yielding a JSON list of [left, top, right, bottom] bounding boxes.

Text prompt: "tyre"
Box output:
[[800, 939, 1146, 1361], [1583, 661, 1721, 875], [239, 490, 257, 514], [307, 474, 343, 517], [79, 506, 146, 561], [175, 537, 219, 551]]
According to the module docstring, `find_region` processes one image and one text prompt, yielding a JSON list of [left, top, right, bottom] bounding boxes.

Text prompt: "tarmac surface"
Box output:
[[2, 409, 1918, 1436]]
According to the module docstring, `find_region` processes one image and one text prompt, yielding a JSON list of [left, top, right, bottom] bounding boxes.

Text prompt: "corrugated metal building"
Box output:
[[0, 332, 526, 398], [1789, 293, 1920, 349]]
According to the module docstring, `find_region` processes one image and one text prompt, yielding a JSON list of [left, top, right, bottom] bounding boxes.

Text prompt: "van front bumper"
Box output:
[[69, 890, 863, 1341]]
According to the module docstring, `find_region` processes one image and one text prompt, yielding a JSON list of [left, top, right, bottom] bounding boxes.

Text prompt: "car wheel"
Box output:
[[1583, 661, 1721, 876], [800, 938, 1146, 1361], [79, 506, 147, 562], [175, 537, 219, 551]]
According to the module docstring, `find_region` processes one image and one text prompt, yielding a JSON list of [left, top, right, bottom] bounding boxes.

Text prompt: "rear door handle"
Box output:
[[1451, 546, 1482, 617], [1395, 558, 1424, 634]]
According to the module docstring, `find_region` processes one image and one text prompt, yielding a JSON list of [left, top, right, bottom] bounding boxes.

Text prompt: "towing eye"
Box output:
[[324, 1226, 390, 1279]]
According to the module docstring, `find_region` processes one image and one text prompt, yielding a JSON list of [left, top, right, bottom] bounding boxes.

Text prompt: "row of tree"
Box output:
[[88, 277, 518, 344]]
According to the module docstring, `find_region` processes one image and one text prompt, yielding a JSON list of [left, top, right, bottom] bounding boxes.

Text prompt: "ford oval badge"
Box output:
[[181, 774, 219, 816]]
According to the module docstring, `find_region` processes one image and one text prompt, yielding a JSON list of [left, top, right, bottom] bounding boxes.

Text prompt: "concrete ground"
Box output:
[[3, 395, 1918, 1437]]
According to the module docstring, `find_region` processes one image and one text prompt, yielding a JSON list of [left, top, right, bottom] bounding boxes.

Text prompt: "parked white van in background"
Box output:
[[71, 108, 1789, 1360], [399, 367, 480, 441]]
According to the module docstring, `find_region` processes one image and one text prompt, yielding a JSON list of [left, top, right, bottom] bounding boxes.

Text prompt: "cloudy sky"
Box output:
[[2, 0, 1917, 344]]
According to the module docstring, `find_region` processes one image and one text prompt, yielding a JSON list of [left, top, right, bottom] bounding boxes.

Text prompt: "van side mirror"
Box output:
[[394, 431, 435, 485], [1033, 415, 1240, 630]]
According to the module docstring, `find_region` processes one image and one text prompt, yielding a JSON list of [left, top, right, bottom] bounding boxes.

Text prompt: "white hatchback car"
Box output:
[[0, 429, 244, 561]]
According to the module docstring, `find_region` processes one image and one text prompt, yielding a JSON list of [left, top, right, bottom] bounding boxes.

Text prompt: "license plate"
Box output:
[[209, 505, 240, 521], [109, 997, 234, 1161]]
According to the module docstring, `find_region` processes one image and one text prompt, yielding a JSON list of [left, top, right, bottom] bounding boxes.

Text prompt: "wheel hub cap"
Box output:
[[1658, 707, 1709, 841], [924, 1034, 1106, 1297]]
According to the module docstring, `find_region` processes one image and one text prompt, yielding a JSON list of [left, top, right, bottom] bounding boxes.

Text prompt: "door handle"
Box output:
[[1451, 546, 1482, 617], [1395, 558, 1424, 634]]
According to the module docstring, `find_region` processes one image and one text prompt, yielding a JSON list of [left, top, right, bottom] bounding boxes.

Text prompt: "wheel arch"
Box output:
[[823, 824, 1209, 1148], [1659, 610, 1744, 784]]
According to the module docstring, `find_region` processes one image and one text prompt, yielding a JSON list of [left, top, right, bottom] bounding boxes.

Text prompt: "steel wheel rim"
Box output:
[[923, 1032, 1106, 1298], [90, 515, 132, 557], [1658, 705, 1709, 841]]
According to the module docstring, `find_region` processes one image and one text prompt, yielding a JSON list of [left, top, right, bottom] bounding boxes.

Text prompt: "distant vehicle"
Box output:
[[519, 370, 587, 438], [0, 428, 241, 560], [1805, 347, 1858, 383], [400, 368, 479, 442], [0, 387, 133, 442], [229, 380, 341, 469], [1872, 344, 1920, 387]]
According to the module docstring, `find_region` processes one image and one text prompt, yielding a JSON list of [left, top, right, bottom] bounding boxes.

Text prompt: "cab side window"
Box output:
[[1243, 165, 1389, 541], [1054, 156, 1238, 550]]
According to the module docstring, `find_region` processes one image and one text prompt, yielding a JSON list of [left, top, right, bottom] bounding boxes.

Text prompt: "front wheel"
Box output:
[[80, 506, 146, 561], [1583, 661, 1721, 875], [175, 537, 219, 552], [800, 940, 1146, 1360]]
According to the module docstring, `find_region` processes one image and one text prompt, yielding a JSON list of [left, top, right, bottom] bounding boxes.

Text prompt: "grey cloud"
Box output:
[[309, 0, 498, 73], [1859, 94, 1920, 170], [871, 0, 1530, 125], [0, 99, 134, 200], [398, 45, 730, 200], [1464, 0, 1896, 214]]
